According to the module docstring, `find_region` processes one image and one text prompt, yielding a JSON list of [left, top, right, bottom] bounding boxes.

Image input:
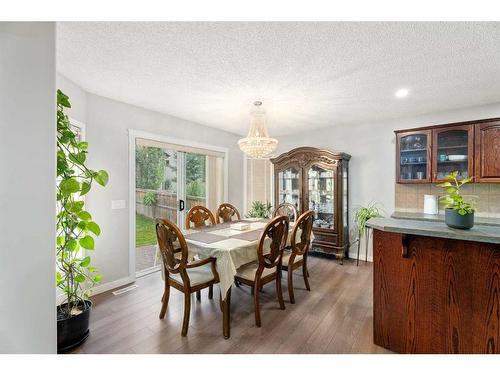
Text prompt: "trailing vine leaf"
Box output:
[[79, 235, 95, 250], [95, 170, 109, 186]]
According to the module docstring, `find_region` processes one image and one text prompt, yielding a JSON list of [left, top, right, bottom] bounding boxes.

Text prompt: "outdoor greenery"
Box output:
[[246, 201, 273, 218], [136, 146, 166, 190], [143, 191, 157, 206], [186, 153, 206, 197], [186, 180, 206, 198], [437, 171, 475, 215], [56, 89, 109, 316], [354, 202, 384, 238], [136, 214, 157, 247]]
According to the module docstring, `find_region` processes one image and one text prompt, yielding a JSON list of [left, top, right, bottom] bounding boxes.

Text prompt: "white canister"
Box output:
[[423, 194, 439, 215]]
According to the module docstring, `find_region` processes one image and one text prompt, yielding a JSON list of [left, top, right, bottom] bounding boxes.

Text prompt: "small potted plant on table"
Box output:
[[437, 171, 475, 229]]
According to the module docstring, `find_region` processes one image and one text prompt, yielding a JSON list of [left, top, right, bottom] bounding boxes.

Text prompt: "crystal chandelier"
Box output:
[[238, 101, 278, 159]]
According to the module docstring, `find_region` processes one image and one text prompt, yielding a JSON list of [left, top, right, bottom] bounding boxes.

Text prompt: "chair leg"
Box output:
[[303, 261, 311, 291], [196, 290, 201, 301], [254, 280, 261, 327], [208, 285, 213, 299], [181, 292, 191, 336], [276, 271, 285, 310], [159, 284, 170, 319], [251, 286, 255, 295], [287, 267, 295, 304]]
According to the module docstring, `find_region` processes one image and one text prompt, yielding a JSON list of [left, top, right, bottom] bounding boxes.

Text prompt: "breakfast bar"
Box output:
[[367, 216, 500, 354]]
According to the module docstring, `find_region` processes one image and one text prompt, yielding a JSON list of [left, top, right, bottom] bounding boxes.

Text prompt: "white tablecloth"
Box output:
[[183, 218, 303, 299]]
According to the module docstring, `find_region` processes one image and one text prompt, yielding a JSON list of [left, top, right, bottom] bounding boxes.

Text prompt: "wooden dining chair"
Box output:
[[156, 218, 219, 336], [281, 210, 314, 304], [216, 203, 241, 223], [234, 215, 289, 327], [273, 203, 298, 222], [185, 205, 216, 229]]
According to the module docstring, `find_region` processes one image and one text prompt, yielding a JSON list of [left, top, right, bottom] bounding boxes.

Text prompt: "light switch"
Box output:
[[111, 200, 126, 209]]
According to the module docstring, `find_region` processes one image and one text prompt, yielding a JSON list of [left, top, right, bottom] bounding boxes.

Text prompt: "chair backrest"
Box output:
[[216, 203, 241, 223], [155, 218, 188, 274], [273, 203, 298, 222], [291, 210, 314, 256], [257, 215, 289, 269], [185, 205, 216, 229]]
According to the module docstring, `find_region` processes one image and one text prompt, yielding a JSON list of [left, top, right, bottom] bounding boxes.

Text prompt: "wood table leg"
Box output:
[[221, 286, 231, 339]]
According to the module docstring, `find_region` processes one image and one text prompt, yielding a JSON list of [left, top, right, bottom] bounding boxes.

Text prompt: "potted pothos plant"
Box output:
[[56, 89, 109, 352], [353, 202, 384, 266], [437, 171, 475, 229]]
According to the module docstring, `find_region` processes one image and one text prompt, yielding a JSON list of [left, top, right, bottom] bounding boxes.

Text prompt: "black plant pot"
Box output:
[[57, 300, 92, 353], [444, 208, 474, 230]]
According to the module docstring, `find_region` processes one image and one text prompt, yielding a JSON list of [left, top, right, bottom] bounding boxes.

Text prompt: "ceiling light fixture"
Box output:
[[238, 101, 278, 159], [395, 88, 409, 98]]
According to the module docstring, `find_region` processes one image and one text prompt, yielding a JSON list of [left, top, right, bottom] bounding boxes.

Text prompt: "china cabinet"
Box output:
[[271, 147, 351, 262], [395, 118, 500, 184]]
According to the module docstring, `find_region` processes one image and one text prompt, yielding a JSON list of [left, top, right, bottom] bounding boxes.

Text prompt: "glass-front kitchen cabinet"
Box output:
[[271, 147, 351, 263], [396, 130, 432, 183], [396, 124, 474, 184], [432, 124, 474, 182]]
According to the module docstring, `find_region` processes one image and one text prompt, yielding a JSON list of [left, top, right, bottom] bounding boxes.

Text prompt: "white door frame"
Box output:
[[128, 129, 229, 279]]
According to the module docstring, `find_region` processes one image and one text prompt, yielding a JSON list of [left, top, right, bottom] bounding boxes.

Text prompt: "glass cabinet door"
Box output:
[[398, 131, 431, 183], [277, 167, 301, 212], [433, 125, 473, 181], [308, 165, 335, 229]]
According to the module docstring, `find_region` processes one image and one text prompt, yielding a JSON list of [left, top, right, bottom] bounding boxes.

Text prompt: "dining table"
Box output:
[[181, 217, 301, 339]]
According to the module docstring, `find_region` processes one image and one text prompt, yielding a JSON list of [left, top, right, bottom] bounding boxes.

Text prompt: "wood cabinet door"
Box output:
[[475, 121, 500, 182], [431, 124, 474, 182], [274, 162, 302, 214], [396, 130, 432, 184]]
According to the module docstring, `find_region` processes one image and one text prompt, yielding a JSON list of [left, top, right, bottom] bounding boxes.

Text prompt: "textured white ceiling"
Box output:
[[57, 22, 500, 136]]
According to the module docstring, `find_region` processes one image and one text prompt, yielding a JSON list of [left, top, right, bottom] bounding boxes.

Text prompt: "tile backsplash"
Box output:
[[395, 183, 500, 218]]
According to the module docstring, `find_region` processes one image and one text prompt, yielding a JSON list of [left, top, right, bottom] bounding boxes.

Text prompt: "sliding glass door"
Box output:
[[134, 136, 225, 276]]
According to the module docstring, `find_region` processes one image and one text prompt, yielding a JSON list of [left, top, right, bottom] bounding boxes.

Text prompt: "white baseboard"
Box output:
[[91, 276, 135, 296], [56, 275, 135, 305]]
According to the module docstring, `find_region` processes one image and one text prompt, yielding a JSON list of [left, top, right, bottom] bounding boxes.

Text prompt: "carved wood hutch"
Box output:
[[270, 147, 351, 262]]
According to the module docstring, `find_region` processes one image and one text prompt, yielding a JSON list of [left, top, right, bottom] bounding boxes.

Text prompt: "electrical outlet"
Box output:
[[111, 200, 126, 209]]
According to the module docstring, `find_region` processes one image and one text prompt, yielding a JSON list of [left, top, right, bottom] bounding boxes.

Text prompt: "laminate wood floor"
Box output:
[[70, 257, 392, 354]]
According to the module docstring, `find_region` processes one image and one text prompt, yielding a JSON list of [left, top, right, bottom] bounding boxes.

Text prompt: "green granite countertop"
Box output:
[[391, 211, 500, 227], [367, 217, 500, 245]]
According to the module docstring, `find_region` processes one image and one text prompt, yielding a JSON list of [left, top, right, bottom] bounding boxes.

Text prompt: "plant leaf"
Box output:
[[78, 210, 92, 221], [80, 256, 91, 267], [87, 221, 101, 236], [74, 274, 85, 283], [95, 170, 109, 186], [80, 182, 91, 196], [60, 178, 80, 196], [79, 235, 95, 250]]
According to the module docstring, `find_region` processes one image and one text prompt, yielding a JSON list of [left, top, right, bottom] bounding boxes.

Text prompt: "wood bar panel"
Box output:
[[373, 229, 500, 353]]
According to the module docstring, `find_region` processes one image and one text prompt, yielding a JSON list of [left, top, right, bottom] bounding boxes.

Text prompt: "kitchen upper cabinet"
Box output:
[[432, 124, 474, 183], [475, 120, 500, 182], [396, 130, 432, 183], [395, 118, 500, 184]]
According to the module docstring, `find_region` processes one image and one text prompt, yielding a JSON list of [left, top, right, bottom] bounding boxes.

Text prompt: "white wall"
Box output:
[[57, 73, 87, 124], [55, 76, 245, 289], [0, 23, 56, 353], [277, 102, 500, 260]]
